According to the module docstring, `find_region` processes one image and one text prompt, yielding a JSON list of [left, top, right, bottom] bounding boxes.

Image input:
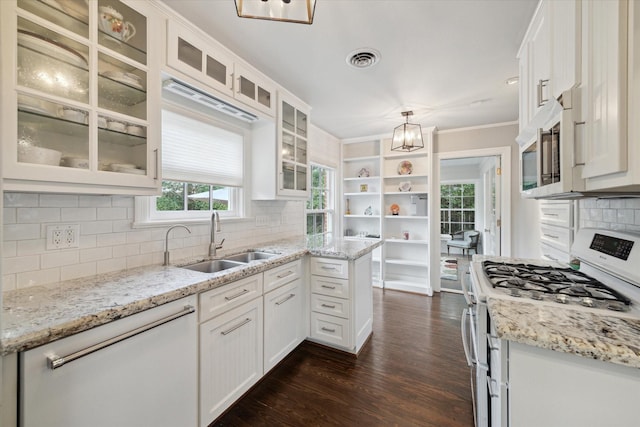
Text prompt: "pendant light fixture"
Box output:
[[391, 111, 424, 152], [235, 0, 317, 25]]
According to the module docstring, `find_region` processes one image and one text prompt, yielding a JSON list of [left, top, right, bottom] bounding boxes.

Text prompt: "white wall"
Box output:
[[435, 122, 540, 258]]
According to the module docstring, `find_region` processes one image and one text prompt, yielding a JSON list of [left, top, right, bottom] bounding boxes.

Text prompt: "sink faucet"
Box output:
[[163, 224, 191, 266], [209, 212, 225, 257]]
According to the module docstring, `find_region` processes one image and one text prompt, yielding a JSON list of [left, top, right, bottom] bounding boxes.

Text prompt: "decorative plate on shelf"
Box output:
[[397, 160, 413, 175], [358, 167, 370, 178], [398, 181, 412, 192]]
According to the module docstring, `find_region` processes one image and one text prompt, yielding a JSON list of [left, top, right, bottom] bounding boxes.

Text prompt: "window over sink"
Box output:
[[135, 101, 247, 225]]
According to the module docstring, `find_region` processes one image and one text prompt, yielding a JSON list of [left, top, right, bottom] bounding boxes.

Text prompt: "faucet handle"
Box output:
[[216, 238, 225, 249]]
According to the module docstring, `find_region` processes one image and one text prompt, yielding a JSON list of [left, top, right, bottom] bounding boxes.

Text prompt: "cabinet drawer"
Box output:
[[540, 223, 572, 252], [310, 275, 350, 299], [199, 274, 263, 322], [310, 312, 350, 348], [311, 294, 350, 319], [540, 203, 573, 227], [310, 257, 348, 279], [540, 242, 571, 263], [263, 260, 301, 293]]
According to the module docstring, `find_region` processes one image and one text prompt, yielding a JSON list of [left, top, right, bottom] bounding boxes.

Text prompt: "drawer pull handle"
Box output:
[[276, 293, 295, 305], [321, 326, 336, 333], [321, 303, 336, 309], [276, 270, 294, 279], [320, 284, 336, 289], [47, 305, 195, 370], [543, 253, 558, 261], [225, 288, 249, 301], [320, 266, 338, 270], [544, 213, 559, 217], [221, 318, 252, 335], [543, 233, 559, 239]]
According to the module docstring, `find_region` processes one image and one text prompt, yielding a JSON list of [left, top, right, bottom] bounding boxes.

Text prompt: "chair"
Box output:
[[447, 230, 480, 258]]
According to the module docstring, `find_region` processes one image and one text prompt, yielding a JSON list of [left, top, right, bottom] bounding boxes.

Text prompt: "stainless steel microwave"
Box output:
[[518, 88, 585, 199]]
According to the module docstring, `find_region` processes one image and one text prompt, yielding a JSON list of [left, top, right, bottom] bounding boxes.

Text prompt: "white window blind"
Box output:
[[162, 110, 243, 186]]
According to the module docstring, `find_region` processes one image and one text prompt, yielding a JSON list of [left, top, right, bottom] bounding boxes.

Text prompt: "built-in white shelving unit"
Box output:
[[341, 129, 434, 294]]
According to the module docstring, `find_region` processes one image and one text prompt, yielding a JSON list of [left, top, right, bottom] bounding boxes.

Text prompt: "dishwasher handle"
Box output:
[[47, 305, 195, 370]]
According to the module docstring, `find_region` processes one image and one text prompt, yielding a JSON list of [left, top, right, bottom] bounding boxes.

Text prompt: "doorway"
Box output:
[[429, 147, 511, 293]]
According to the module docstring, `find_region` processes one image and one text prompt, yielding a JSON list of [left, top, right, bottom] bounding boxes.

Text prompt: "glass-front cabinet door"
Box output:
[[278, 92, 309, 197], [2, 0, 160, 194]]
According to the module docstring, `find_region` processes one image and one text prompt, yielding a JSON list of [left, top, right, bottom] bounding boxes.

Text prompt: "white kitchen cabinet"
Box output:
[[252, 89, 310, 199], [518, 0, 579, 130], [308, 254, 373, 354], [1, 0, 161, 194], [166, 19, 234, 97], [199, 295, 263, 427], [581, 0, 628, 180], [264, 278, 303, 373], [539, 200, 575, 263], [233, 63, 276, 116]]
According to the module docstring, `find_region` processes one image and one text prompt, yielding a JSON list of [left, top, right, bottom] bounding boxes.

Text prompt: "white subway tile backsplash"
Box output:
[[603, 209, 617, 223], [61, 207, 97, 222], [79, 195, 112, 208], [4, 223, 41, 241], [41, 251, 79, 269], [610, 199, 626, 209], [4, 255, 40, 274], [97, 207, 128, 221], [4, 193, 38, 207], [61, 262, 97, 281], [617, 209, 635, 225], [17, 268, 60, 288], [40, 194, 78, 207], [579, 197, 640, 233], [17, 207, 61, 223], [3, 194, 305, 292]]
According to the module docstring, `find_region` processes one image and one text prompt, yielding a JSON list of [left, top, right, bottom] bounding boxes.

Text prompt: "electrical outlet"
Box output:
[[46, 224, 80, 250], [256, 215, 269, 227]]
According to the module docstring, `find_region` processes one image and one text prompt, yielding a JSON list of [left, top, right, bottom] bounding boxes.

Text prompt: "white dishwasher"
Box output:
[[20, 295, 198, 427]]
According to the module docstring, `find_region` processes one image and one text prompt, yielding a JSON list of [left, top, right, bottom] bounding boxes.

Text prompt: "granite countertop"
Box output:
[[1, 237, 382, 355], [487, 298, 640, 368]]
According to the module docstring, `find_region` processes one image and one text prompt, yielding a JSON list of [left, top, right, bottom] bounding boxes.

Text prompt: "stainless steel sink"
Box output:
[[181, 259, 245, 273], [223, 251, 277, 263]]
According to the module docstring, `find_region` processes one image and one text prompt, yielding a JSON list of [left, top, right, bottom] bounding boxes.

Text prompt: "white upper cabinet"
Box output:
[[1, 0, 161, 194], [165, 18, 275, 117], [518, 0, 580, 129], [581, 0, 628, 179], [251, 90, 310, 199], [166, 20, 234, 97]]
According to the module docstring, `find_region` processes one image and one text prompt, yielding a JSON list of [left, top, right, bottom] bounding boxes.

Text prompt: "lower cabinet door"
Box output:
[[199, 296, 263, 427], [264, 278, 303, 373]]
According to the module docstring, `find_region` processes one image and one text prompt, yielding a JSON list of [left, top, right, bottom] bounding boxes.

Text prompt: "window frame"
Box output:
[[134, 99, 251, 226], [305, 163, 336, 244], [440, 181, 478, 236]]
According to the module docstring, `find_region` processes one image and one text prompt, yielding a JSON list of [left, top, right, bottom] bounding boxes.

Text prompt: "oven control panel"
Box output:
[[590, 233, 634, 261]]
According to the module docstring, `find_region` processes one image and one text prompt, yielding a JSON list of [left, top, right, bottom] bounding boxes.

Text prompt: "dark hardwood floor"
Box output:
[[212, 289, 474, 427]]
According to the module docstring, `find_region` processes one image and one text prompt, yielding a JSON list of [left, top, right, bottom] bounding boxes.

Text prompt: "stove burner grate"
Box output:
[[482, 260, 631, 311]]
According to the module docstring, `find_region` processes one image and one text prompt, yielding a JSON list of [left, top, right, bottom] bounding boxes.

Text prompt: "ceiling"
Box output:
[[159, 0, 538, 140]]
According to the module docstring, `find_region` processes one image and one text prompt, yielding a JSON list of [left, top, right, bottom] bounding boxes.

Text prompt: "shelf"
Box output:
[[384, 215, 429, 219], [343, 176, 380, 181], [344, 192, 380, 196], [98, 31, 147, 66], [383, 174, 428, 179], [343, 235, 381, 240], [385, 238, 428, 244], [384, 191, 428, 196], [343, 215, 380, 218], [385, 259, 428, 267], [98, 74, 146, 108], [383, 151, 428, 160], [343, 155, 380, 162]]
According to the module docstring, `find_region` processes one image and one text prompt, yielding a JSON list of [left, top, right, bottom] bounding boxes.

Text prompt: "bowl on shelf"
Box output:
[[18, 145, 62, 166], [126, 124, 145, 136], [62, 157, 89, 169], [58, 106, 87, 123], [107, 119, 127, 132], [97, 116, 108, 128]]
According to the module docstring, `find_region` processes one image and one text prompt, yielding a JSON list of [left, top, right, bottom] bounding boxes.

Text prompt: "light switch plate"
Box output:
[[46, 224, 80, 250]]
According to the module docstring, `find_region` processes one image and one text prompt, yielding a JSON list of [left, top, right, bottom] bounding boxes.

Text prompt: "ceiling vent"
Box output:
[[162, 79, 259, 123], [346, 48, 381, 69]]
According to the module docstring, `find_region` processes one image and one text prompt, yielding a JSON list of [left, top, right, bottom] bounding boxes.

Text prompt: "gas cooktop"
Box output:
[[482, 260, 632, 312]]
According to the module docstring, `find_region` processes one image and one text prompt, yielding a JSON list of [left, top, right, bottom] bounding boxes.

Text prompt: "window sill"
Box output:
[[132, 217, 254, 229]]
